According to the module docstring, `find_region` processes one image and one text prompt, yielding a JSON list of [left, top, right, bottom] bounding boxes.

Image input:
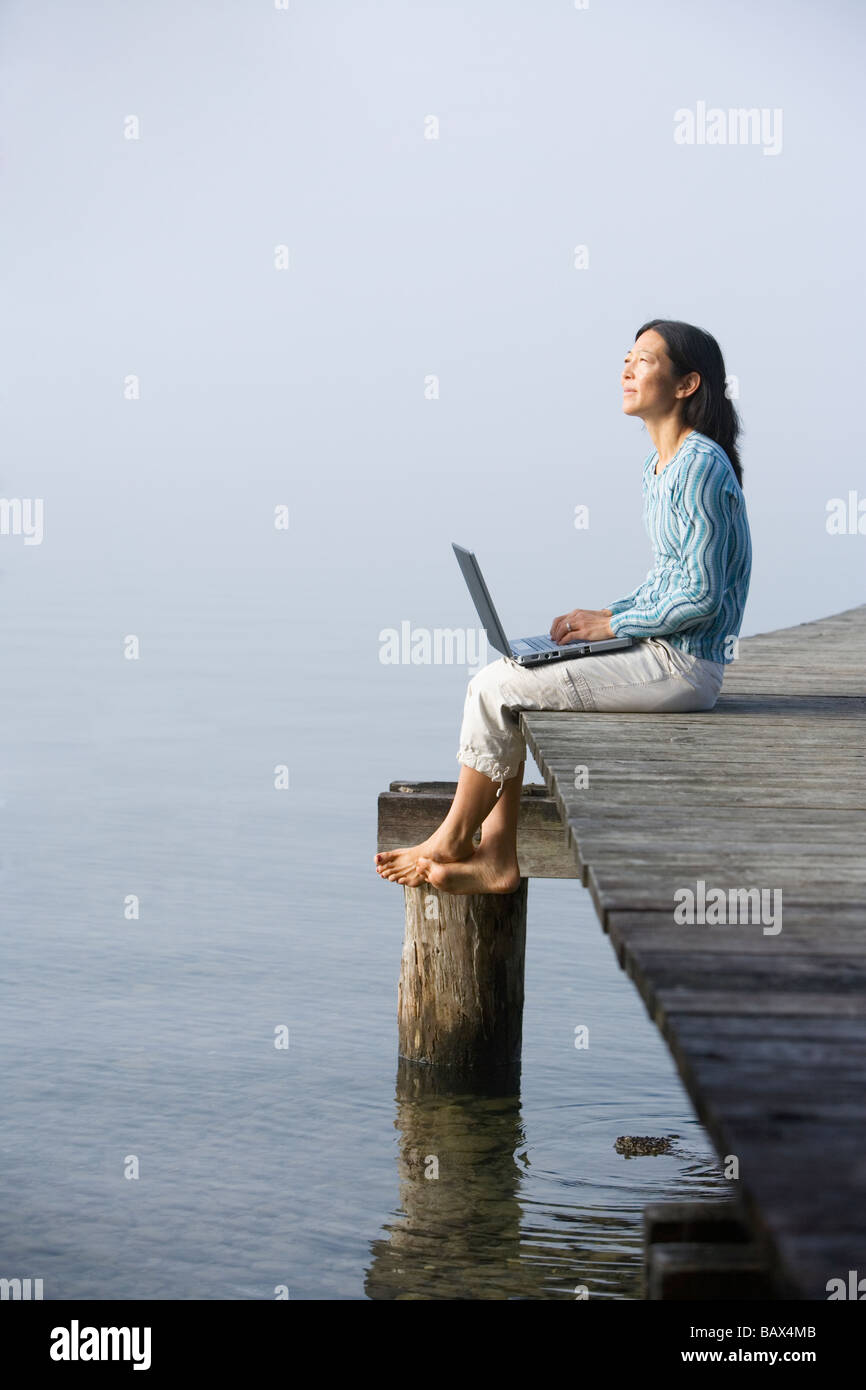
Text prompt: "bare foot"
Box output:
[[415, 841, 521, 895], [375, 833, 474, 887]]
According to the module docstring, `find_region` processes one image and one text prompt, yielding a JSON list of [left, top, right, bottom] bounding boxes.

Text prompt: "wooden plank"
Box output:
[[646, 1243, 777, 1300], [658, 993, 866, 1017], [567, 809, 865, 854], [572, 834, 862, 883], [587, 868, 865, 923], [608, 907, 866, 957], [624, 950, 866, 998], [671, 1014, 866, 1043], [644, 1201, 749, 1247]]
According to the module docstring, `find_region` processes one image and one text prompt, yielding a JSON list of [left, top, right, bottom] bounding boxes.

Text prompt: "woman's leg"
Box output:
[[376, 655, 574, 889], [416, 760, 525, 894]]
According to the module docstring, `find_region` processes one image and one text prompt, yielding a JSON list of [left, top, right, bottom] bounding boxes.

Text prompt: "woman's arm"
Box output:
[[608, 453, 733, 640], [605, 571, 655, 616]]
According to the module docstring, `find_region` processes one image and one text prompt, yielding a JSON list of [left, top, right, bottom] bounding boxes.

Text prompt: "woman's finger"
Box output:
[[553, 614, 577, 643]]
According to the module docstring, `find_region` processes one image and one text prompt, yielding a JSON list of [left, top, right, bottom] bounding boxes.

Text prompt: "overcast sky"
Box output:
[[2, 0, 864, 645]]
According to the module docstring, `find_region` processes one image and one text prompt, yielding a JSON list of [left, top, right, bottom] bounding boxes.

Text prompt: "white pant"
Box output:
[[457, 637, 725, 795]]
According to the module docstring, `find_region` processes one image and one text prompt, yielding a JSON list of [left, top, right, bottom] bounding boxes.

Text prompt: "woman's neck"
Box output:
[[647, 420, 695, 470]]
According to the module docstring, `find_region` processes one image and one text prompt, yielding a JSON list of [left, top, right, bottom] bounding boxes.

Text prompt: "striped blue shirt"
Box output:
[[606, 431, 752, 663]]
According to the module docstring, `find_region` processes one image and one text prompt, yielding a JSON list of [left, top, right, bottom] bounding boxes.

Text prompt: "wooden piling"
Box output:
[[397, 880, 528, 1077]]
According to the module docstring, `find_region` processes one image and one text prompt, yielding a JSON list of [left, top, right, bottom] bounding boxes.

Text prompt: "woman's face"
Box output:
[[621, 329, 683, 419]]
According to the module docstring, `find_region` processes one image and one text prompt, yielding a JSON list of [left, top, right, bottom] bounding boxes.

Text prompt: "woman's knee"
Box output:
[[466, 656, 513, 700]]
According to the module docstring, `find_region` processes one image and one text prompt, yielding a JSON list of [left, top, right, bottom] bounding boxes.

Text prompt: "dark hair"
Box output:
[[635, 319, 744, 488]]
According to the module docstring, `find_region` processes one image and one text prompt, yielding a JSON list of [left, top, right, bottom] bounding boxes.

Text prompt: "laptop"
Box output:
[[452, 543, 634, 667]]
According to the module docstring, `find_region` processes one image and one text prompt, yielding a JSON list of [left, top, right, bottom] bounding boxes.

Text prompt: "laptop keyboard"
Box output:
[[518, 635, 558, 651]]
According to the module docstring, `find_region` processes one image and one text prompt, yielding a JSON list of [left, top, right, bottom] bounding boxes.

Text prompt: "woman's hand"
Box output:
[[549, 608, 615, 644]]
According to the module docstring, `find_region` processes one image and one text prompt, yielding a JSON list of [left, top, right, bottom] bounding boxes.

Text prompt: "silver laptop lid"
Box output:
[[452, 544, 512, 658]]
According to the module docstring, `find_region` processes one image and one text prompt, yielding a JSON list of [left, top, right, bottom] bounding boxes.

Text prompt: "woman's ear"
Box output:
[[676, 371, 701, 400]]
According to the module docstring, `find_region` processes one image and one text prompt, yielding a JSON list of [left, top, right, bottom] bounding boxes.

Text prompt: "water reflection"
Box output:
[[366, 1061, 527, 1299], [368, 1061, 621, 1299], [366, 1059, 728, 1300]]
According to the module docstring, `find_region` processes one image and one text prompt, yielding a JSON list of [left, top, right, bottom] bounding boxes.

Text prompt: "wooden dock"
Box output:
[[518, 604, 866, 1300]]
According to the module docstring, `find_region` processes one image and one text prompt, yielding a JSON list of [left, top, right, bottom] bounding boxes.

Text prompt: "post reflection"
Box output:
[[366, 1059, 559, 1300]]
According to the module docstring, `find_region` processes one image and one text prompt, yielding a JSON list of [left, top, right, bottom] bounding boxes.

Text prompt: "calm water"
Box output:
[[0, 554, 727, 1301]]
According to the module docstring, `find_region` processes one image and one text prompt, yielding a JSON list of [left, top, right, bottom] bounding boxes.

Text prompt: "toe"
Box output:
[[419, 859, 447, 888]]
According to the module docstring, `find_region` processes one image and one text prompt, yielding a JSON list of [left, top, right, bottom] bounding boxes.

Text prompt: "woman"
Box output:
[[375, 319, 752, 895]]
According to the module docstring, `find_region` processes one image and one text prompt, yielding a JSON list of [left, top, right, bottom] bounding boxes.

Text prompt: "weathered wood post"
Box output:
[[398, 879, 528, 1075], [378, 781, 576, 1082]]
